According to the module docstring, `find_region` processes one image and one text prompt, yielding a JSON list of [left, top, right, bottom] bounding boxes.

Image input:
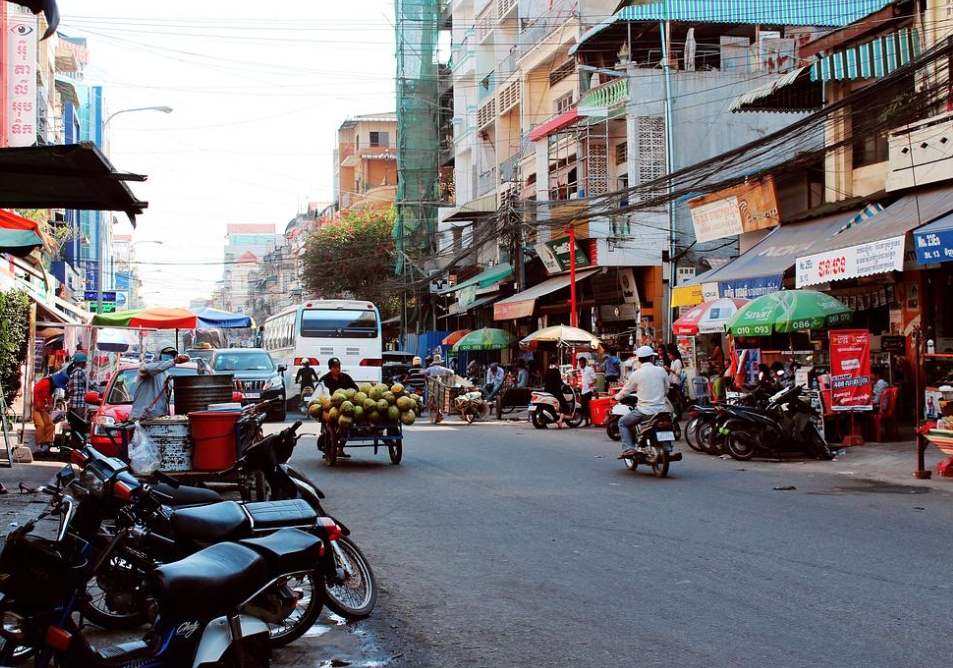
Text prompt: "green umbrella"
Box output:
[[725, 290, 852, 336], [451, 327, 516, 352]]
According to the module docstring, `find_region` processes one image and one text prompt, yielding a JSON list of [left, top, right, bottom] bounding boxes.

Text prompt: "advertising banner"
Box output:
[[689, 176, 781, 243], [829, 329, 873, 411], [535, 238, 590, 274], [4, 12, 38, 147], [689, 196, 744, 243], [796, 235, 905, 287]]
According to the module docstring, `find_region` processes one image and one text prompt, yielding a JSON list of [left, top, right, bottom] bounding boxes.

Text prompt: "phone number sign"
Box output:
[[796, 236, 905, 288]]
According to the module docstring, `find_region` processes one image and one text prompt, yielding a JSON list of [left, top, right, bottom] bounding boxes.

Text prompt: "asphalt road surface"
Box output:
[[285, 415, 953, 668]]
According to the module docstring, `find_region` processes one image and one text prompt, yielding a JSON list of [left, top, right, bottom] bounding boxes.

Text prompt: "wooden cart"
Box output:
[[320, 421, 403, 467]]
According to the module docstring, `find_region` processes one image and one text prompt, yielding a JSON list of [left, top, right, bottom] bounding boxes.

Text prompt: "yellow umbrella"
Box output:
[[520, 325, 603, 352]]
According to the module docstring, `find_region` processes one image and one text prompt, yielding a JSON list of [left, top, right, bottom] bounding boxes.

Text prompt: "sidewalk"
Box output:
[[810, 439, 953, 490], [0, 459, 65, 544]]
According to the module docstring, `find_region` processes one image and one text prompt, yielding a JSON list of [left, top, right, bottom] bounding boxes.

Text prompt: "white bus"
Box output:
[[263, 299, 383, 401]]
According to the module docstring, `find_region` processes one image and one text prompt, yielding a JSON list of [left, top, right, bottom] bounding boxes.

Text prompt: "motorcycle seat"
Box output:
[[153, 482, 224, 508], [149, 542, 268, 618], [240, 528, 323, 574], [244, 499, 318, 530], [172, 501, 251, 543]]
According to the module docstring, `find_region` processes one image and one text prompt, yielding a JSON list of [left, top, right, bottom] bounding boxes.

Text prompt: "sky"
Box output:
[[57, 0, 398, 307]]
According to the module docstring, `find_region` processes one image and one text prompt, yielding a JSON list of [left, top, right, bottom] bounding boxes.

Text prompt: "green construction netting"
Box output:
[[394, 0, 440, 275]]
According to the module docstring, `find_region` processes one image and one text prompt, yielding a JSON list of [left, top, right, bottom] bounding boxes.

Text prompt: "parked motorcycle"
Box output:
[[716, 385, 835, 461], [454, 390, 491, 424], [605, 395, 681, 442], [0, 464, 310, 668], [528, 384, 584, 429], [616, 411, 683, 477]]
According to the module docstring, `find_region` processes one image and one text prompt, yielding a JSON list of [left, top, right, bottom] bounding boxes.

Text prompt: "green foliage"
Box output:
[[0, 290, 31, 408], [301, 205, 398, 317]]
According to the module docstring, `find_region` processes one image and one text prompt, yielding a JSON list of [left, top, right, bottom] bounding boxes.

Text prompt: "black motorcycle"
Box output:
[[716, 385, 835, 461], [616, 412, 683, 478]]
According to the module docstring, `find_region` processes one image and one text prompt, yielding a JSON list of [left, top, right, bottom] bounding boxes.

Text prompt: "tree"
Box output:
[[301, 205, 399, 317], [0, 289, 31, 410]]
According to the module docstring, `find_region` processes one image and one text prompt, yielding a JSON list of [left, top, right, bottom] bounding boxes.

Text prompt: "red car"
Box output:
[[85, 362, 209, 457]]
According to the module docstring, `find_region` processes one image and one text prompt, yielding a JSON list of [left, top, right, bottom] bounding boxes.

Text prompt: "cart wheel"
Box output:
[[388, 440, 403, 465], [325, 427, 338, 467]]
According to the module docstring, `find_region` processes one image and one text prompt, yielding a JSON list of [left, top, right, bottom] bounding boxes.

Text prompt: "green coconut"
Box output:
[[338, 414, 353, 428], [319, 394, 332, 410], [308, 403, 322, 419], [390, 383, 404, 397], [396, 396, 412, 412], [340, 401, 354, 416], [359, 382, 372, 395], [363, 398, 377, 411], [328, 407, 340, 423], [400, 410, 416, 426], [353, 392, 368, 406], [352, 405, 365, 423], [322, 411, 331, 423], [330, 393, 344, 408], [387, 405, 400, 422], [383, 391, 396, 405], [345, 388, 357, 401], [369, 385, 383, 401], [376, 399, 389, 413], [367, 410, 380, 424]]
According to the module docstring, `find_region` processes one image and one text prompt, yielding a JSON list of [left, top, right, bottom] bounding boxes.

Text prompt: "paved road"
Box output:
[[285, 416, 953, 668]]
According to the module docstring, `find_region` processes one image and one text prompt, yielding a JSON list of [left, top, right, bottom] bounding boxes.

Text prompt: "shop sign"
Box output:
[[688, 177, 780, 243], [457, 285, 477, 309], [599, 303, 638, 323], [618, 268, 640, 306], [4, 12, 38, 147], [535, 238, 590, 274], [881, 335, 905, 353], [829, 329, 873, 411], [493, 299, 534, 321], [795, 235, 905, 288], [671, 284, 703, 308], [913, 226, 953, 265], [718, 275, 783, 300], [701, 282, 720, 302]]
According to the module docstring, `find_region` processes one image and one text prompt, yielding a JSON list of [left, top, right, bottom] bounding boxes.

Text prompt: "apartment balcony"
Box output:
[[519, 7, 576, 57], [477, 7, 496, 43], [339, 143, 396, 168], [477, 97, 496, 131], [478, 71, 496, 102], [341, 184, 398, 212], [500, 154, 520, 183], [498, 0, 517, 23], [887, 111, 953, 192], [477, 167, 497, 197], [498, 46, 519, 81], [578, 77, 628, 112]]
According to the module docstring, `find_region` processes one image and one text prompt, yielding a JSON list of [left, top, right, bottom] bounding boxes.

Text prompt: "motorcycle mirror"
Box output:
[[56, 465, 74, 486]]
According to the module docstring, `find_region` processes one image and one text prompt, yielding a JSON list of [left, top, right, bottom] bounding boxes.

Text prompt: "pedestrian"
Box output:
[[709, 342, 725, 375], [131, 346, 191, 421], [516, 359, 530, 388], [484, 362, 504, 401], [543, 360, 570, 429], [295, 359, 319, 393], [579, 356, 597, 427], [602, 347, 622, 387], [66, 351, 89, 420], [665, 344, 683, 388], [33, 370, 68, 458]]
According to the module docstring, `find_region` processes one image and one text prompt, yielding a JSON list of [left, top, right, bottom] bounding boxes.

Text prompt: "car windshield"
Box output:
[[105, 367, 199, 405], [213, 352, 275, 372], [187, 349, 214, 361]]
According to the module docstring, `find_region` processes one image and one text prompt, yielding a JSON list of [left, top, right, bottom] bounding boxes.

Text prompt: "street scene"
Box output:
[[3, 1, 953, 667]]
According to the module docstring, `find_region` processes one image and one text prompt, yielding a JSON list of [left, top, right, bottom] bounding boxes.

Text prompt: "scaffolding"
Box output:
[[394, 0, 441, 276]]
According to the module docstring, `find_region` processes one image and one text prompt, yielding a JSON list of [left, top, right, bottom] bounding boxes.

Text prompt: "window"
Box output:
[[300, 309, 379, 339], [370, 131, 389, 147], [549, 60, 575, 86], [615, 141, 628, 165], [555, 93, 573, 114], [851, 106, 888, 168], [637, 116, 666, 202]]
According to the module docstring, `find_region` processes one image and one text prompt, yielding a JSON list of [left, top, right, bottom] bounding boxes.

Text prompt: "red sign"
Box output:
[[829, 329, 872, 411]]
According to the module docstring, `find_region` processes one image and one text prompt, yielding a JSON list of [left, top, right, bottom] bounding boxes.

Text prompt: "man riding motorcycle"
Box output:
[[614, 345, 670, 457]]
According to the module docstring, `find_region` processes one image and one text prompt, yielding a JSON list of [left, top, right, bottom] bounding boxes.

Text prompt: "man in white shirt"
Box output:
[[579, 356, 597, 426], [614, 346, 670, 456]]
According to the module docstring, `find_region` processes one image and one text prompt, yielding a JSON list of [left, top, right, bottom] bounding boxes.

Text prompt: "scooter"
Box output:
[[615, 411, 683, 478], [528, 384, 584, 429], [605, 395, 681, 442], [299, 385, 315, 414]]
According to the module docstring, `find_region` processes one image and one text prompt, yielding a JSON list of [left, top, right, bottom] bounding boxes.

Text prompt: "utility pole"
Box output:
[[659, 6, 677, 345]]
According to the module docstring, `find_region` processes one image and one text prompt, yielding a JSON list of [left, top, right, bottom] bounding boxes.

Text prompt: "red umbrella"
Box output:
[[442, 329, 472, 346], [673, 298, 749, 336], [0, 209, 45, 257]]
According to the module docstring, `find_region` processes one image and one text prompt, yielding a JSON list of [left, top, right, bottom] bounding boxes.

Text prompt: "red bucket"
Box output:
[[189, 410, 241, 471], [589, 397, 616, 427]]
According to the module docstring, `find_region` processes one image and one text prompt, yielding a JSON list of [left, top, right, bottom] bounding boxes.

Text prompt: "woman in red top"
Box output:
[[32, 371, 67, 457]]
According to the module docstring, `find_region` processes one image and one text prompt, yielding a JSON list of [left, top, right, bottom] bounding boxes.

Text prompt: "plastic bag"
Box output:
[[129, 421, 160, 475]]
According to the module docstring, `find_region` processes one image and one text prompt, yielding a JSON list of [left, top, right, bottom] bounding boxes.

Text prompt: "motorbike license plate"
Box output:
[[527, 404, 536, 411], [244, 392, 261, 399], [656, 431, 675, 442]]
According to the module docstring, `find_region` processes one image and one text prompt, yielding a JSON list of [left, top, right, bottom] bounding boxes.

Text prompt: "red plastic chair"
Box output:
[[869, 386, 900, 442]]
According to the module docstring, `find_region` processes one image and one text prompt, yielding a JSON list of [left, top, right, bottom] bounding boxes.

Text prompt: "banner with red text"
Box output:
[[829, 329, 872, 411]]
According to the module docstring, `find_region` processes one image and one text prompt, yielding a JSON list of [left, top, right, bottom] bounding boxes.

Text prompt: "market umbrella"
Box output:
[[193, 307, 254, 329], [725, 290, 852, 336], [0, 209, 45, 257], [441, 329, 472, 346], [91, 307, 198, 329], [520, 325, 603, 352], [673, 298, 750, 336], [451, 327, 516, 352]]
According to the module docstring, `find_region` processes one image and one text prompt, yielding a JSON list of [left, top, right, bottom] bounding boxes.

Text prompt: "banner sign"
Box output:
[[796, 235, 905, 287], [457, 285, 477, 309], [493, 299, 534, 321], [5, 12, 38, 147], [914, 226, 953, 265], [689, 176, 781, 243], [829, 329, 873, 411], [535, 238, 590, 274], [718, 274, 783, 300]]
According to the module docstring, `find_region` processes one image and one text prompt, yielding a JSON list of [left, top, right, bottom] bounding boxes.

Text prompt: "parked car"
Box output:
[[84, 362, 208, 457], [210, 348, 287, 421]]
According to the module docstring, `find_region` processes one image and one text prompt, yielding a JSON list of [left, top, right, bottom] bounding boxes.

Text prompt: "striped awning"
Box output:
[[811, 28, 920, 82], [729, 65, 821, 113]]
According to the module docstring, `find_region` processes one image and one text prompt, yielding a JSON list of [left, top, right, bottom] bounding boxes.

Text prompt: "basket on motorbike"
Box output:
[[588, 397, 615, 427]]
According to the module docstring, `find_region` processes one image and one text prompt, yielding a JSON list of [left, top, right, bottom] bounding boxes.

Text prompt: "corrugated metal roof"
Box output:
[[729, 65, 819, 113]]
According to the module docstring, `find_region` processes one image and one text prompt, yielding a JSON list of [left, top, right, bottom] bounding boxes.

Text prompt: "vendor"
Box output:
[[131, 347, 190, 420], [33, 371, 68, 458], [320, 357, 358, 395]]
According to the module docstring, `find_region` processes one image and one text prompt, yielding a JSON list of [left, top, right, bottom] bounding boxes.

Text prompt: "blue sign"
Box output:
[[718, 275, 783, 300], [914, 228, 953, 265]]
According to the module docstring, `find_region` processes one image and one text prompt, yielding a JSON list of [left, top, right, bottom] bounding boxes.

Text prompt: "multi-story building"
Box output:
[[333, 113, 398, 212], [112, 235, 142, 310]]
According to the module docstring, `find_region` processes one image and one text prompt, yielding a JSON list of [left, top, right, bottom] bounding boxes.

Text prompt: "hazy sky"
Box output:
[[58, 1, 397, 307]]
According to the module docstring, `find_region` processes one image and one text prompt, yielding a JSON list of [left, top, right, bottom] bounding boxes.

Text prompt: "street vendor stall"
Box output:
[[673, 298, 747, 390]]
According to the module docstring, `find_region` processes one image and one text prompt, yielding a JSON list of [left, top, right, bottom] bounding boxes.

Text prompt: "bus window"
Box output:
[[300, 309, 378, 339]]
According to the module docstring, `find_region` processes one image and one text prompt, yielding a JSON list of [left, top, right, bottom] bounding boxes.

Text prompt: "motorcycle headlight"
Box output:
[[80, 467, 106, 498], [92, 415, 116, 437], [1, 611, 25, 640]]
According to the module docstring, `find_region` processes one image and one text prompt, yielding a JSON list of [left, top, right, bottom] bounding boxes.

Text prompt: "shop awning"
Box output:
[[729, 65, 822, 113], [441, 293, 500, 318], [193, 307, 254, 328], [811, 27, 920, 82], [797, 186, 953, 287], [441, 263, 513, 294], [0, 209, 45, 257], [0, 143, 147, 223], [913, 211, 953, 265], [689, 209, 862, 299], [443, 194, 497, 222], [493, 267, 599, 320]]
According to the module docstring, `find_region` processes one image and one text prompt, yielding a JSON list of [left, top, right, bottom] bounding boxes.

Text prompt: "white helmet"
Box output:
[[635, 345, 656, 358]]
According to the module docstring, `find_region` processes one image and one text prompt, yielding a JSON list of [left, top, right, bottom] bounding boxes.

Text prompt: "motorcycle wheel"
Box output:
[[325, 536, 378, 620], [646, 446, 670, 478], [531, 407, 555, 429], [461, 406, 477, 424], [266, 572, 324, 647], [81, 556, 150, 630], [673, 421, 682, 442], [606, 416, 621, 441], [685, 417, 703, 452], [696, 421, 716, 454], [566, 411, 584, 428], [812, 427, 836, 460], [726, 425, 758, 461]]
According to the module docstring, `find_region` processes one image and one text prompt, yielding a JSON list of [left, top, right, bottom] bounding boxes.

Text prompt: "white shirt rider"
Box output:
[[614, 357, 670, 415]]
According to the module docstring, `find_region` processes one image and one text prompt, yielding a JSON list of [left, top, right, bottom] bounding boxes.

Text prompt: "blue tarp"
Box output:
[[193, 307, 253, 329], [914, 212, 953, 265]]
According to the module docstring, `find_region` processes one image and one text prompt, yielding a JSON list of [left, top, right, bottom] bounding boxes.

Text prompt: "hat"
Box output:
[[195, 342, 212, 350], [327, 357, 342, 368], [636, 345, 656, 358], [51, 371, 69, 389], [412, 356, 422, 366], [73, 351, 88, 364]]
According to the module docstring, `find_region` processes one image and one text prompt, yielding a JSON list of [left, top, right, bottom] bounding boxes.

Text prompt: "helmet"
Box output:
[[50, 371, 69, 389], [327, 357, 341, 368], [412, 356, 422, 366], [635, 345, 656, 359], [73, 351, 88, 364]]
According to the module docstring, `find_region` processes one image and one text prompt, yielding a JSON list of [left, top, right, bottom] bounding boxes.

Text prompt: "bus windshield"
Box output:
[[300, 309, 378, 339]]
